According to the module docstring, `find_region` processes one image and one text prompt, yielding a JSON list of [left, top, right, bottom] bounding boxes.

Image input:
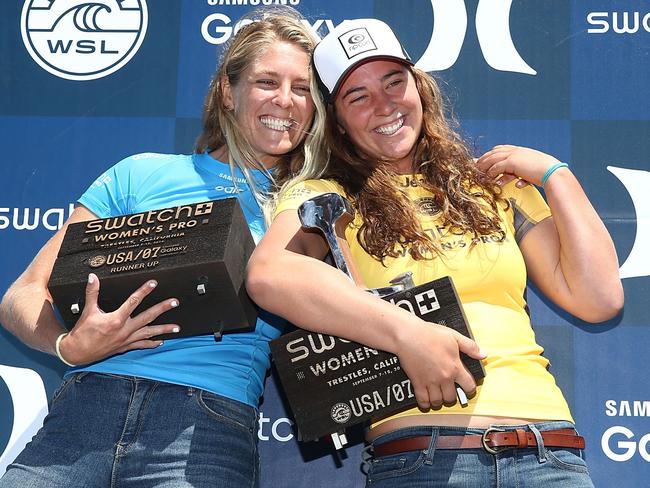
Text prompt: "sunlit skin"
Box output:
[[334, 60, 423, 174], [217, 41, 314, 169]]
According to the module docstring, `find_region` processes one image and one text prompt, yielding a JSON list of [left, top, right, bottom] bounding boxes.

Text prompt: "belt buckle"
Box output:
[[481, 427, 507, 454]]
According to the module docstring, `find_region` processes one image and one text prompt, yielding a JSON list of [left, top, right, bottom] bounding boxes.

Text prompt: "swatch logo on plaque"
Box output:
[[20, 0, 148, 81]]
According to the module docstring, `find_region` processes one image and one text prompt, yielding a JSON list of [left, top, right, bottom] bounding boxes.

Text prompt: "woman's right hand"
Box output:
[[394, 320, 486, 410], [476, 145, 562, 187], [58, 273, 181, 365]]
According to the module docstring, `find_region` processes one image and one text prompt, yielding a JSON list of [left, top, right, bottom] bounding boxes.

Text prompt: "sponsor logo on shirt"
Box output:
[[414, 197, 441, 216]]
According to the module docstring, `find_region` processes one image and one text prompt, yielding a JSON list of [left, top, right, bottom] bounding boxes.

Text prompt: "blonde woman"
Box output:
[[0, 8, 320, 488]]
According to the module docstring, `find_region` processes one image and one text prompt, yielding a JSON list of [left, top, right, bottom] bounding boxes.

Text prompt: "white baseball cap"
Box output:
[[313, 18, 413, 101]]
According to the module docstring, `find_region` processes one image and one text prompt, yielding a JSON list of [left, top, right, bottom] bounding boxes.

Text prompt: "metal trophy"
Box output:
[[298, 193, 361, 286], [270, 193, 484, 449], [299, 193, 468, 447], [298, 193, 408, 296]]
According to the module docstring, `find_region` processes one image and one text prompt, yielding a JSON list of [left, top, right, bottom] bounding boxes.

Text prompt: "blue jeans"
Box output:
[[365, 421, 594, 488], [0, 373, 259, 488]]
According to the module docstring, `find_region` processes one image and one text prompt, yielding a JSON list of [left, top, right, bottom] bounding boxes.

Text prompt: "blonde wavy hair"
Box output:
[[195, 7, 327, 223], [300, 65, 507, 262]]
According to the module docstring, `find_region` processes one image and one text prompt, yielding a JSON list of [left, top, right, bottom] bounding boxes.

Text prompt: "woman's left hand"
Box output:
[[476, 145, 561, 187]]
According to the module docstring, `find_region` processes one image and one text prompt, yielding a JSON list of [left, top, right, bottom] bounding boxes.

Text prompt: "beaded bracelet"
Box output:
[[55, 332, 77, 367], [541, 162, 569, 188]]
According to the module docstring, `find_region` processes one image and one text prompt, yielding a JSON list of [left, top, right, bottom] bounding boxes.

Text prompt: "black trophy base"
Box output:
[[270, 276, 485, 442], [48, 198, 257, 339], [50, 264, 256, 340]]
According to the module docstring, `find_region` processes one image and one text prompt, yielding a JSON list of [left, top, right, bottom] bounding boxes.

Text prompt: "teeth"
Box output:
[[260, 116, 293, 131], [374, 117, 404, 135]]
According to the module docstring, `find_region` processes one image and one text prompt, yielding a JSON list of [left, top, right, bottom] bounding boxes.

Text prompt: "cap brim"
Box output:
[[326, 55, 414, 102]]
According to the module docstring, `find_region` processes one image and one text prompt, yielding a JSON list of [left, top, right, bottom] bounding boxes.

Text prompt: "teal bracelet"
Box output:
[[541, 162, 569, 188]]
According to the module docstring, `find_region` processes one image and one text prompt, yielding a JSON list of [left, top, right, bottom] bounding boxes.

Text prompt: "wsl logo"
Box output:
[[20, 0, 148, 81], [416, 0, 536, 75]]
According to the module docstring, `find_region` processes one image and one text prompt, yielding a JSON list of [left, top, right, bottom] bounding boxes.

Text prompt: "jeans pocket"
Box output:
[[195, 390, 256, 434], [49, 374, 77, 405], [367, 450, 426, 484], [545, 448, 590, 474]]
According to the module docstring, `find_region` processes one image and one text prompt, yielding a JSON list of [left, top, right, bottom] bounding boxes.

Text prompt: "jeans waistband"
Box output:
[[371, 420, 577, 446]]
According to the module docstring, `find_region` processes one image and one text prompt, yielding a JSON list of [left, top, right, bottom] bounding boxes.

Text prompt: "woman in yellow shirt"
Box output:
[[247, 18, 622, 488]]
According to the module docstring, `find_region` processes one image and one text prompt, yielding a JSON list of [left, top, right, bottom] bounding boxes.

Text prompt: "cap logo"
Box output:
[[338, 27, 377, 59]]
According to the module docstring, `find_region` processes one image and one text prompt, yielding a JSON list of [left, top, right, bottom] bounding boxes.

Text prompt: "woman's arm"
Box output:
[[476, 145, 623, 322], [0, 205, 182, 365], [247, 209, 486, 408]]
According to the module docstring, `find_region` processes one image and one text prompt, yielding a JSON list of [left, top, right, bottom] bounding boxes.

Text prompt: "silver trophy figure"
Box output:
[[297, 193, 469, 448]]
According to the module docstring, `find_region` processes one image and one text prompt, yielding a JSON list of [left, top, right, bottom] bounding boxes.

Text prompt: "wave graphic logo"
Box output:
[[21, 0, 148, 81], [416, 0, 536, 75]]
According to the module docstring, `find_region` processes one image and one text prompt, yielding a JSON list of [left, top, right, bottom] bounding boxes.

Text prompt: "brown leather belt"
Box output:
[[373, 428, 585, 457]]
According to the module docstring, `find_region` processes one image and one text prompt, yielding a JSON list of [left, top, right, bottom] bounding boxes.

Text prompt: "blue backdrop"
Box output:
[[1, 1, 649, 486]]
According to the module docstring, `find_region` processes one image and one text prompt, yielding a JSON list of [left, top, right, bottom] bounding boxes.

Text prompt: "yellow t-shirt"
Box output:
[[275, 176, 573, 423]]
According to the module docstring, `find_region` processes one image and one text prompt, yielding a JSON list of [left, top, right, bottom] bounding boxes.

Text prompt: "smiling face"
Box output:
[[222, 41, 314, 168], [334, 60, 423, 174]]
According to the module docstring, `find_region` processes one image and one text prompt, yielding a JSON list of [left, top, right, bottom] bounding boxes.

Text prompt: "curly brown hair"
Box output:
[[322, 67, 507, 262]]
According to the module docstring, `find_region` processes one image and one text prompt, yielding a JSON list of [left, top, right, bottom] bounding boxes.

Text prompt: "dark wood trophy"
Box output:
[[270, 193, 485, 449], [48, 198, 257, 340]]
